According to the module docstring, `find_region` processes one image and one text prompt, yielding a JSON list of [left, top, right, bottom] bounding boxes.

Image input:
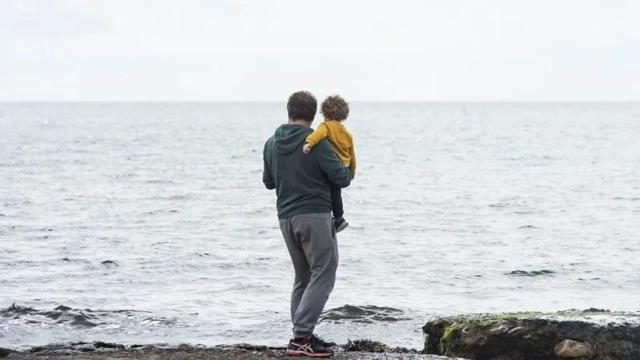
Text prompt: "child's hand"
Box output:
[[302, 143, 312, 154]]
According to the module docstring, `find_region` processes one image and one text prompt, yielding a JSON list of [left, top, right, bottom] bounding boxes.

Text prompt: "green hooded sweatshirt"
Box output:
[[263, 124, 351, 219]]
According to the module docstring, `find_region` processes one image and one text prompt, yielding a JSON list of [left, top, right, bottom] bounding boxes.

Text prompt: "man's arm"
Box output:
[[263, 141, 275, 190], [315, 140, 351, 188]]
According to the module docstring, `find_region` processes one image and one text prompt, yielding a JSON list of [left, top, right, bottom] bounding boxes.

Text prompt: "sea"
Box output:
[[1, 102, 639, 350]]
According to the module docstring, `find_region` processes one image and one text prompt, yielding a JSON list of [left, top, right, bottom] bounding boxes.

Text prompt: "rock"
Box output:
[[423, 310, 640, 360], [8, 342, 453, 359], [320, 304, 408, 323], [93, 341, 125, 350], [343, 339, 390, 353], [554, 339, 594, 358], [0, 347, 15, 358]]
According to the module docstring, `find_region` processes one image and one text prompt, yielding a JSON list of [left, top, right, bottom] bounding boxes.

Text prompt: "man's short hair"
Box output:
[[321, 95, 349, 121], [287, 91, 317, 122]]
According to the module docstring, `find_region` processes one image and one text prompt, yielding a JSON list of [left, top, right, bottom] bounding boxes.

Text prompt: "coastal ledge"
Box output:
[[4, 310, 639, 360], [1, 340, 457, 360], [422, 309, 640, 360]]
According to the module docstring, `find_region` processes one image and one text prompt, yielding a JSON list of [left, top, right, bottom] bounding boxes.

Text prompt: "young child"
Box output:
[[302, 95, 355, 232]]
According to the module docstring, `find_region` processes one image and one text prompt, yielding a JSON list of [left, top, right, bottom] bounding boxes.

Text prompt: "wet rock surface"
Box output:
[[0, 348, 15, 358], [2, 341, 457, 359], [553, 339, 594, 358], [422, 309, 640, 360], [342, 339, 418, 354], [0, 303, 176, 331], [320, 305, 410, 323]]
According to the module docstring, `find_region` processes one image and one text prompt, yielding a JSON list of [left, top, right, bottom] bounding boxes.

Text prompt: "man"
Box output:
[[263, 91, 352, 357]]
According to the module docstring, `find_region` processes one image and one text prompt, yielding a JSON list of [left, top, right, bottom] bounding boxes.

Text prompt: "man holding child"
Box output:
[[262, 91, 352, 357]]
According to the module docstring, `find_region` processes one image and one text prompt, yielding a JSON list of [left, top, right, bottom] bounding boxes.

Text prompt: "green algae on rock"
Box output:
[[422, 309, 640, 360]]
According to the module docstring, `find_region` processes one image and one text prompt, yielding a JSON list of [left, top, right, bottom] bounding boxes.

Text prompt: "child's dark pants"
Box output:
[[330, 184, 344, 218]]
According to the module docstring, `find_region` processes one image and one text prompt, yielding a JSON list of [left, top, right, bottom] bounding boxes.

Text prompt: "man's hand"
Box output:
[[302, 143, 312, 154]]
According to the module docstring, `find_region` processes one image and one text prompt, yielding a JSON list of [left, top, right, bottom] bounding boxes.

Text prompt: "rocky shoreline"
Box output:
[[3, 309, 639, 359], [0, 341, 455, 359]]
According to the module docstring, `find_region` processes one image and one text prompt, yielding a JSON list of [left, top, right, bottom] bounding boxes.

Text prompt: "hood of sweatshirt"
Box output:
[[272, 124, 312, 155]]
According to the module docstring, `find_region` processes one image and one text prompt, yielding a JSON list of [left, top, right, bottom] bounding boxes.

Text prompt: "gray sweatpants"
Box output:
[[279, 212, 338, 338]]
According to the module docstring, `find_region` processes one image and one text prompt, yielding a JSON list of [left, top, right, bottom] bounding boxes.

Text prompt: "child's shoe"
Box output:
[[334, 217, 349, 233]]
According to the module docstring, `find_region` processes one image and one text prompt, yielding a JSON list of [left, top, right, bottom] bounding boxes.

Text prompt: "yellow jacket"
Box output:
[[306, 120, 356, 177]]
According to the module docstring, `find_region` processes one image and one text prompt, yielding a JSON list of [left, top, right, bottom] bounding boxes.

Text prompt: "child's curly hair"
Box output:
[[320, 95, 349, 121]]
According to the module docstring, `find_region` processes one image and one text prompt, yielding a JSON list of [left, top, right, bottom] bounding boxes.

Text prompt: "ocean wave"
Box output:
[[506, 269, 555, 277], [0, 303, 178, 329], [320, 305, 409, 323]]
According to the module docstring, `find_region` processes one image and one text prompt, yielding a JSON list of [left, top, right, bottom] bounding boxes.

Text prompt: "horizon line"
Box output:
[[1, 100, 640, 104]]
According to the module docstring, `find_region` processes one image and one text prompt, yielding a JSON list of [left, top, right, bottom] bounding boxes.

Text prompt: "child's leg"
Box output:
[[330, 184, 344, 219]]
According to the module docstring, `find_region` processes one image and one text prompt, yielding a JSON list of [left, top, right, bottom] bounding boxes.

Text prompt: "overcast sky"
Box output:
[[1, 0, 639, 101]]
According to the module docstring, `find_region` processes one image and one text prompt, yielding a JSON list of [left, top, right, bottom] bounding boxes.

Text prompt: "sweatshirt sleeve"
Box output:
[[348, 139, 356, 179], [262, 141, 275, 190], [305, 122, 329, 147], [315, 140, 351, 188]]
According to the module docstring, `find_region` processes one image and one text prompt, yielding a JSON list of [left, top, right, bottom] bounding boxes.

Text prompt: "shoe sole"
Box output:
[[335, 221, 349, 233], [286, 349, 333, 357]]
